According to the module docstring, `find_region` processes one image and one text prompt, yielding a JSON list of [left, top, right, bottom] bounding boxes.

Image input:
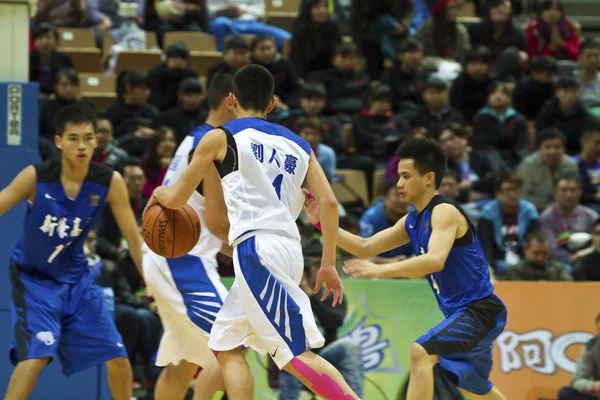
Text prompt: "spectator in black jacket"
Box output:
[[473, 81, 527, 168], [440, 122, 497, 203], [38, 68, 81, 139], [158, 77, 207, 144], [513, 55, 557, 121], [92, 114, 128, 173], [147, 42, 198, 112], [29, 22, 73, 99], [450, 47, 495, 122], [205, 36, 249, 90], [410, 77, 465, 139], [116, 118, 155, 159], [381, 37, 428, 115], [577, 125, 600, 213], [538, 75, 592, 155], [308, 42, 370, 123]]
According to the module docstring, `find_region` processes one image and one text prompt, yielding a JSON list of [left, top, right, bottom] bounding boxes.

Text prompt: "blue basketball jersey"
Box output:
[[405, 195, 494, 317], [11, 160, 113, 284]]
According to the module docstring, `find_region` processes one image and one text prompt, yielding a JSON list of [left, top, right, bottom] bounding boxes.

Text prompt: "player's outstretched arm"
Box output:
[[107, 172, 145, 276], [0, 166, 36, 217], [303, 193, 410, 259], [204, 163, 230, 242], [147, 129, 228, 212], [344, 204, 458, 279]]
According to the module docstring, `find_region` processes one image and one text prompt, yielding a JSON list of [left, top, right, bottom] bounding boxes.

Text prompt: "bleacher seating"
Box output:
[[78, 73, 117, 111]]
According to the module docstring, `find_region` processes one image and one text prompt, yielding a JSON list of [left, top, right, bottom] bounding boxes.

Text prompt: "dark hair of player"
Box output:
[[207, 69, 235, 110], [395, 138, 447, 188], [232, 64, 275, 112], [55, 102, 98, 137]]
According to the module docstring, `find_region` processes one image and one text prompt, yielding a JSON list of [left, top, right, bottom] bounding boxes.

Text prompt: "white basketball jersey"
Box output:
[[162, 125, 223, 264], [217, 118, 311, 245]]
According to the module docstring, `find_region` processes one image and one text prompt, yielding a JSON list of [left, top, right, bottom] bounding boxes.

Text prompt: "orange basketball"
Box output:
[[142, 204, 201, 258]]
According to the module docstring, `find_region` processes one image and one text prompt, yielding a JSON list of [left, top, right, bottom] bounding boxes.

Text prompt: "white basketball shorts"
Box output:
[[143, 250, 228, 367], [208, 234, 325, 369]]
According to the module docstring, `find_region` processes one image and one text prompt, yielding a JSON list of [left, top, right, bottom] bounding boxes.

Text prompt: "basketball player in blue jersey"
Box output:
[[304, 138, 508, 400], [0, 103, 145, 400], [145, 65, 359, 400]]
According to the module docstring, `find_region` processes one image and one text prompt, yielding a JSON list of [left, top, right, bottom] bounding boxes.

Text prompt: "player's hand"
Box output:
[[314, 265, 343, 306], [343, 259, 382, 279], [143, 193, 160, 219], [302, 189, 320, 226]]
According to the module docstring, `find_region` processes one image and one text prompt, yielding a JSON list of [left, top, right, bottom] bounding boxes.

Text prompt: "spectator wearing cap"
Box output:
[[537, 75, 592, 155], [205, 36, 250, 90], [352, 85, 410, 163], [517, 128, 578, 210], [576, 39, 600, 113], [107, 70, 161, 131], [144, 0, 207, 44], [296, 117, 336, 179], [308, 42, 370, 123], [381, 38, 429, 115], [147, 42, 198, 112], [526, 0, 580, 62], [29, 23, 74, 99], [158, 77, 207, 144], [410, 77, 465, 139], [473, 81, 527, 169], [93, 114, 128, 173], [415, 0, 472, 64], [513, 55, 558, 122], [450, 47, 495, 122], [468, 0, 527, 77], [39, 68, 82, 139]]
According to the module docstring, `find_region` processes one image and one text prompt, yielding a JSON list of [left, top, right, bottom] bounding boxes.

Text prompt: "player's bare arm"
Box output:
[[107, 171, 145, 276], [303, 194, 410, 259], [303, 151, 344, 306], [219, 243, 234, 258], [148, 129, 228, 212], [204, 163, 230, 242], [344, 203, 461, 279], [0, 166, 36, 217]]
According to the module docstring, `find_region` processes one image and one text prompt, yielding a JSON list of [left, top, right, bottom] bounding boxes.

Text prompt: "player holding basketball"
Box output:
[[0, 103, 143, 400], [304, 137, 507, 400], [146, 65, 359, 400], [143, 71, 237, 400]]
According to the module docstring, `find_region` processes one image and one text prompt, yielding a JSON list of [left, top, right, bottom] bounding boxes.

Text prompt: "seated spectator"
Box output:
[[467, 0, 527, 81], [440, 123, 497, 204], [275, 256, 364, 398], [557, 313, 600, 400], [29, 23, 73, 99], [438, 170, 460, 201], [352, 85, 409, 164], [502, 231, 573, 280], [144, 0, 207, 42], [296, 117, 336, 179], [116, 118, 156, 158], [479, 171, 540, 276], [410, 78, 465, 139], [290, 0, 342, 78], [309, 42, 370, 122], [512, 55, 558, 122], [206, 0, 292, 52], [96, 158, 147, 261], [107, 70, 161, 132], [576, 39, 600, 112], [39, 68, 81, 139], [573, 219, 600, 281], [250, 35, 301, 109], [473, 81, 527, 169], [526, 0, 580, 61], [360, 181, 415, 262], [205, 36, 249, 90], [34, 0, 112, 34], [517, 128, 578, 210], [142, 126, 177, 198], [577, 125, 600, 212], [147, 42, 198, 112], [415, 0, 472, 64], [92, 114, 128, 173], [158, 77, 207, 144], [540, 174, 598, 268], [381, 38, 428, 115], [537, 75, 592, 155], [450, 47, 495, 122]]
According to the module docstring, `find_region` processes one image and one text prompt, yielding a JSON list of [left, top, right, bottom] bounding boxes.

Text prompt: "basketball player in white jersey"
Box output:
[[145, 65, 359, 399], [142, 72, 238, 400]]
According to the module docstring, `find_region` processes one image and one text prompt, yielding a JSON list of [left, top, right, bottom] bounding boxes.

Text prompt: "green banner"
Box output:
[[221, 278, 444, 399]]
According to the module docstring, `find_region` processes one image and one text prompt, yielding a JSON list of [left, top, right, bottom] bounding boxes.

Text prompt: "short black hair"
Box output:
[[124, 156, 142, 168], [497, 170, 523, 191], [383, 179, 398, 195], [55, 102, 98, 137], [581, 121, 600, 139], [33, 22, 58, 40], [300, 83, 327, 99], [225, 36, 250, 51], [443, 170, 459, 181], [207, 70, 234, 109], [232, 64, 274, 111], [96, 112, 111, 122], [555, 75, 580, 90], [334, 42, 357, 57], [487, 80, 511, 97], [580, 38, 600, 55], [554, 173, 582, 189], [530, 55, 558, 73], [124, 70, 148, 89], [536, 127, 567, 148], [250, 34, 276, 51], [54, 68, 79, 86], [178, 77, 203, 94], [395, 138, 447, 188], [166, 42, 190, 60], [398, 37, 423, 53], [423, 77, 447, 91], [369, 85, 392, 102], [525, 230, 549, 246], [465, 47, 491, 65]]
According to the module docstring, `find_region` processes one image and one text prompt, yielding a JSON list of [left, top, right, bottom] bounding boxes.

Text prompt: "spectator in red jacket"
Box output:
[[526, 0, 580, 61]]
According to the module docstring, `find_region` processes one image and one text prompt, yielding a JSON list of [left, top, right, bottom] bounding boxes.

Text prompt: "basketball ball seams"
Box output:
[[181, 206, 197, 246], [151, 209, 162, 255]]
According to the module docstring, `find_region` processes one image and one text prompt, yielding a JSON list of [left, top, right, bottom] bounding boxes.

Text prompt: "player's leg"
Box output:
[[214, 348, 254, 399], [105, 356, 133, 400], [193, 357, 225, 400], [406, 343, 440, 400], [154, 361, 199, 400], [459, 386, 507, 400], [4, 357, 50, 400]]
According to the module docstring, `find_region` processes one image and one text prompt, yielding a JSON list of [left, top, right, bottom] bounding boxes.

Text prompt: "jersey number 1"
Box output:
[[272, 174, 283, 200], [47, 243, 70, 263]]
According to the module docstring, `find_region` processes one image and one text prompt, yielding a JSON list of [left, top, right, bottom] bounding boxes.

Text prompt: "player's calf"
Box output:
[[4, 357, 50, 400], [105, 356, 132, 400]]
